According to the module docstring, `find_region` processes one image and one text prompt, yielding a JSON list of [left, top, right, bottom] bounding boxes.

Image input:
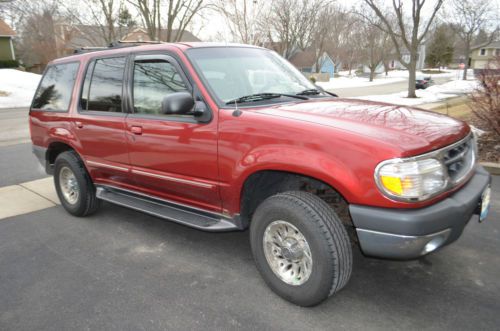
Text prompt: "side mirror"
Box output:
[[161, 92, 194, 115]]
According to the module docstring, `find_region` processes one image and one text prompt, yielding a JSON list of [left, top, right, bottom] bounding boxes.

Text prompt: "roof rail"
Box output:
[[73, 40, 164, 54], [73, 46, 108, 54]]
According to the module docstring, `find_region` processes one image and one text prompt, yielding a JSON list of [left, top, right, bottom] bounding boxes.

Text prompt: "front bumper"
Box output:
[[349, 166, 491, 259]]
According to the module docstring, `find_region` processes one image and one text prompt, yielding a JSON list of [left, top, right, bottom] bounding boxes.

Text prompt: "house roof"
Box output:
[[289, 50, 317, 68], [0, 19, 15, 36], [289, 49, 334, 68], [471, 41, 500, 50], [122, 27, 201, 42], [56, 23, 201, 49]]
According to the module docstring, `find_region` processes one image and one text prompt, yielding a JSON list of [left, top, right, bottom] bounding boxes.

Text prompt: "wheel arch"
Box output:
[[238, 169, 353, 229], [45, 140, 83, 174]]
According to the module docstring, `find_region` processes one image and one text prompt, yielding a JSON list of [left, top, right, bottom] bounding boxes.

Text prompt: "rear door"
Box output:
[[73, 56, 132, 187], [124, 53, 221, 212]]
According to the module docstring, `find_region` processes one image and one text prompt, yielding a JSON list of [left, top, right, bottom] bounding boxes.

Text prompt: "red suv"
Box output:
[[29, 43, 492, 306]]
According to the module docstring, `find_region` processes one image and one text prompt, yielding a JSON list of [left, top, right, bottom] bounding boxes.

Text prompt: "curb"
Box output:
[[419, 95, 469, 111], [481, 162, 500, 176]]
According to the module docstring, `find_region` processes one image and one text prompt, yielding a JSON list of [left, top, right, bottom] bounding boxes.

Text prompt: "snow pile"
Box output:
[[354, 79, 479, 106], [0, 69, 41, 108], [316, 76, 406, 89]]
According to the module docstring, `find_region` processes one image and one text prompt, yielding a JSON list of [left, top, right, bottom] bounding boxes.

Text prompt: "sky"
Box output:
[[192, 0, 500, 42]]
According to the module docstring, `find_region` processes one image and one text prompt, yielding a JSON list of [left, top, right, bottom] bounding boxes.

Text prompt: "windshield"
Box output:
[[186, 47, 317, 104]]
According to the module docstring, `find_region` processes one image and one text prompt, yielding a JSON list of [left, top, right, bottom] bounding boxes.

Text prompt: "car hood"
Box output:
[[252, 98, 470, 156]]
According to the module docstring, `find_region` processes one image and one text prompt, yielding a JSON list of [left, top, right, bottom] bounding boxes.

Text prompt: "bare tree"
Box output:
[[127, 0, 205, 42], [444, 0, 498, 80], [127, 0, 161, 40], [164, 0, 205, 42], [335, 13, 363, 75], [213, 0, 267, 45], [17, 9, 59, 70], [311, 3, 342, 74], [470, 55, 500, 137], [360, 17, 390, 81], [363, 0, 444, 98], [266, 0, 320, 59]]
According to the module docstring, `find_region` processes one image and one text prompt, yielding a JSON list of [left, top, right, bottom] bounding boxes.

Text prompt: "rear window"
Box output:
[[32, 62, 79, 111]]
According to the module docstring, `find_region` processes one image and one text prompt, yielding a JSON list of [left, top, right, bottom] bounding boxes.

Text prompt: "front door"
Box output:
[[125, 54, 221, 212]]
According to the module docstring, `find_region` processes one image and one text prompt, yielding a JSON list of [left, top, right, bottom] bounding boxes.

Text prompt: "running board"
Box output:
[[95, 186, 242, 232]]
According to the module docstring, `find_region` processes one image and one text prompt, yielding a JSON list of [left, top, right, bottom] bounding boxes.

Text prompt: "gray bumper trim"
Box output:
[[356, 228, 451, 259], [350, 166, 491, 259], [32, 145, 51, 174]]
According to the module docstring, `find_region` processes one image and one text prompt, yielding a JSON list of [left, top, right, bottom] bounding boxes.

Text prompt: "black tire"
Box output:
[[250, 191, 352, 306], [54, 151, 100, 217]]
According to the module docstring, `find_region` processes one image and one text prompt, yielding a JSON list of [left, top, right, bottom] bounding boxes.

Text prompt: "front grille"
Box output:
[[441, 136, 475, 183]]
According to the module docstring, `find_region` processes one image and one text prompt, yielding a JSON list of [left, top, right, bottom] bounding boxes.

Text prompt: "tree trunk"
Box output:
[[462, 40, 470, 80], [369, 67, 375, 81], [407, 56, 417, 98]]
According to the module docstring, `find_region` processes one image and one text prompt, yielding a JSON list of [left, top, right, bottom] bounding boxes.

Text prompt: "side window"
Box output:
[[32, 62, 79, 111], [82, 57, 126, 112], [132, 59, 189, 115]]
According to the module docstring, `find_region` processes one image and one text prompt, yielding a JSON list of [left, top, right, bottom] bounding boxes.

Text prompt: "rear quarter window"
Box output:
[[32, 62, 79, 112]]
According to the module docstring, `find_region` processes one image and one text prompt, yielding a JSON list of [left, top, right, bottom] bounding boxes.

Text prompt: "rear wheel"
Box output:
[[250, 191, 352, 306], [54, 151, 99, 216]]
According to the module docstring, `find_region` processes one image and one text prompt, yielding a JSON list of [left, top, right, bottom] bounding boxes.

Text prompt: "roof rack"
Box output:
[[73, 40, 164, 54]]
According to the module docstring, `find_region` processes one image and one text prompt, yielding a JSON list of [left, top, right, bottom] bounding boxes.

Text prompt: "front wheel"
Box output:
[[250, 191, 352, 306]]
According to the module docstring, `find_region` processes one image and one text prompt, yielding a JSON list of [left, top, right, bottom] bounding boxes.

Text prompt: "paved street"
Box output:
[[0, 98, 499, 330], [0, 108, 30, 147]]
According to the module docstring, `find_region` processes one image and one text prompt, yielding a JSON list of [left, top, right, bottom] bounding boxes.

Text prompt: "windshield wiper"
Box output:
[[225, 93, 308, 105], [296, 88, 322, 96]]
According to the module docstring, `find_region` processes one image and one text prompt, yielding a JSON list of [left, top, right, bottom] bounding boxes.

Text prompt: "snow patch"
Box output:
[[354, 79, 479, 106], [0, 69, 42, 108]]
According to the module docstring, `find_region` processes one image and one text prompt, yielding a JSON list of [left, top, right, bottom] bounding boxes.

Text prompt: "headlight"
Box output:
[[375, 158, 447, 201]]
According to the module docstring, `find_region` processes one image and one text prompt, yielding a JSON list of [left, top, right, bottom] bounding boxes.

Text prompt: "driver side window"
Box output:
[[133, 59, 188, 115]]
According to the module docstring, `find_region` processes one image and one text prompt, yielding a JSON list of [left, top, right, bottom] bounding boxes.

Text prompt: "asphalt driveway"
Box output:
[[0, 175, 498, 330]]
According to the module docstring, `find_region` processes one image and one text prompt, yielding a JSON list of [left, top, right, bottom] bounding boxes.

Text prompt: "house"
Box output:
[[470, 41, 500, 73], [0, 19, 16, 61], [121, 27, 200, 43], [390, 43, 427, 70], [53, 24, 201, 57], [362, 63, 385, 75], [289, 49, 335, 78]]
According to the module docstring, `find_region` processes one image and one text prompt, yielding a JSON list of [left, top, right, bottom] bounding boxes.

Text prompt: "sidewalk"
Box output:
[[0, 177, 57, 220]]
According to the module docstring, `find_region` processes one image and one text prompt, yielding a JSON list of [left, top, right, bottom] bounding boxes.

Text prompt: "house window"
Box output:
[[480, 49, 486, 56]]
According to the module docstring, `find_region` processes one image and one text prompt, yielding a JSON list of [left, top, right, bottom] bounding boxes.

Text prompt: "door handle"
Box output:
[[130, 126, 142, 135], [75, 121, 83, 128]]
